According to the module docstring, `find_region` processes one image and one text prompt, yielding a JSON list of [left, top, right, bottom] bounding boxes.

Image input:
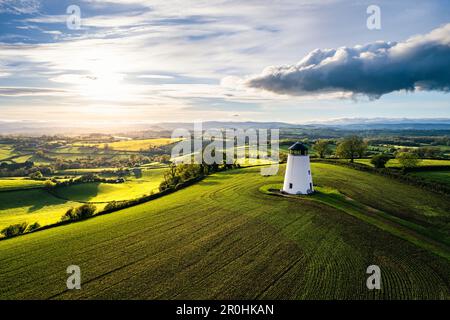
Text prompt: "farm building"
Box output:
[[282, 142, 314, 195]]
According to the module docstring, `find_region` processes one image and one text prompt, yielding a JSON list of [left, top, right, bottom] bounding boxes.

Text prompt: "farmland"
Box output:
[[0, 189, 85, 230], [0, 163, 449, 299], [74, 138, 179, 152], [0, 168, 166, 229], [53, 168, 166, 203]]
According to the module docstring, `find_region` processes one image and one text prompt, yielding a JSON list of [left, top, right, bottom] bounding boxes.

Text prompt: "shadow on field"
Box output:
[[0, 189, 69, 213], [53, 182, 100, 202]]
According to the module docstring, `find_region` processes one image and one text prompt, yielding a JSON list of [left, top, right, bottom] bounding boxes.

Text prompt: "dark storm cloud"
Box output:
[[245, 24, 450, 99]]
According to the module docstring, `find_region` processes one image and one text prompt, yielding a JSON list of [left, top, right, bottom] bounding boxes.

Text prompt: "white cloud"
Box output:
[[0, 0, 39, 14], [244, 23, 450, 99]]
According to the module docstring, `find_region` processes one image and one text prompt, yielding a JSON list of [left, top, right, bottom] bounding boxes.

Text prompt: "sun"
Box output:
[[82, 71, 126, 101]]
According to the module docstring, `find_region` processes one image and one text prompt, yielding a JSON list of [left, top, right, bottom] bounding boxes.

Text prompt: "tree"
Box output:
[[414, 147, 441, 158], [27, 222, 41, 232], [370, 154, 390, 168], [335, 136, 367, 162], [61, 204, 96, 222], [279, 153, 288, 163], [1, 223, 28, 238], [396, 152, 420, 169], [29, 171, 43, 180], [314, 139, 331, 158]]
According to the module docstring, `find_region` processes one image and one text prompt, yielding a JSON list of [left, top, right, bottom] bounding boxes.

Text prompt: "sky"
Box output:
[[0, 0, 449, 124]]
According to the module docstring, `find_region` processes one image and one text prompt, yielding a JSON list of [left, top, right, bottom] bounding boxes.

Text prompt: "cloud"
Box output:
[[0, 0, 39, 14], [245, 23, 450, 99]]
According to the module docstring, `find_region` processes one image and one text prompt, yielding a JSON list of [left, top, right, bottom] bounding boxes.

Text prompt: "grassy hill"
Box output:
[[0, 169, 166, 229], [0, 189, 87, 229], [52, 168, 166, 203], [0, 163, 449, 299], [0, 178, 44, 191]]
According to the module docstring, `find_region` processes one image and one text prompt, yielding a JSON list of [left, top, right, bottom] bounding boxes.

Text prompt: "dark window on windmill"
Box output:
[[289, 183, 293, 189]]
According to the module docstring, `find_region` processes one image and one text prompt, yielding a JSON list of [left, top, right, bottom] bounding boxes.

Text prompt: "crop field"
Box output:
[[53, 168, 166, 202], [410, 170, 450, 186], [0, 164, 449, 299], [74, 138, 178, 152]]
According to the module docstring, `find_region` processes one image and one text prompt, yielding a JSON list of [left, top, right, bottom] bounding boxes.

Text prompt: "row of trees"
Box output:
[[314, 136, 422, 169], [314, 136, 367, 162], [159, 153, 241, 192]]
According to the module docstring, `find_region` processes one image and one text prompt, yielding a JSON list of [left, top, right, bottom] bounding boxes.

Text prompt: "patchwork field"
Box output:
[[0, 145, 15, 160], [0, 163, 449, 299], [74, 138, 178, 152]]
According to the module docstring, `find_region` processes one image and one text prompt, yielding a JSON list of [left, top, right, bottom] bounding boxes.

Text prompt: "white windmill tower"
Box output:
[[282, 142, 314, 195]]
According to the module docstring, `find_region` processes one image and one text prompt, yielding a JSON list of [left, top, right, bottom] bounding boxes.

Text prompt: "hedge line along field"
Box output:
[[0, 163, 449, 299]]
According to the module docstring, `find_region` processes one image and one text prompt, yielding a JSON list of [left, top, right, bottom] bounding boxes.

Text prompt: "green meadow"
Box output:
[[0, 163, 449, 299], [0, 168, 166, 229], [410, 170, 450, 186], [0, 178, 44, 191], [53, 168, 166, 203], [0, 189, 84, 229], [355, 158, 450, 168]]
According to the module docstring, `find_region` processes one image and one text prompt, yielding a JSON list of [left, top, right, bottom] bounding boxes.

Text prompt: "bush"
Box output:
[[61, 204, 97, 222], [27, 222, 41, 232], [44, 180, 56, 189], [1, 223, 28, 238], [370, 154, 391, 168]]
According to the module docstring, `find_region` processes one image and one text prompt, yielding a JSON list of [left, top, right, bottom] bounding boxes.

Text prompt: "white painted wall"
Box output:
[[282, 154, 314, 194]]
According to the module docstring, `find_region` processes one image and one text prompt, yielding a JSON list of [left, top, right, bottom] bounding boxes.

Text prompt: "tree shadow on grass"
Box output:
[[53, 182, 100, 202], [0, 189, 70, 214]]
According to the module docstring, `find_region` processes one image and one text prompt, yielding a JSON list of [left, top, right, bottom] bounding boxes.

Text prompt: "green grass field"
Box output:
[[0, 145, 15, 161], [0, 189, 88, 230], [410, 170, 450, 186], [0, 169, 164, 229], [74, 138, 178, 152], [0, 178, 44, 191], [0, 163, 449, 299], [52, 168, 166, 203], [355, 158, 450, 168]]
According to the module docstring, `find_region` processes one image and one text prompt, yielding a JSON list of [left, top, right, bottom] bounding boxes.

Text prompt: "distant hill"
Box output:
[[1, 118, 450, 135]]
